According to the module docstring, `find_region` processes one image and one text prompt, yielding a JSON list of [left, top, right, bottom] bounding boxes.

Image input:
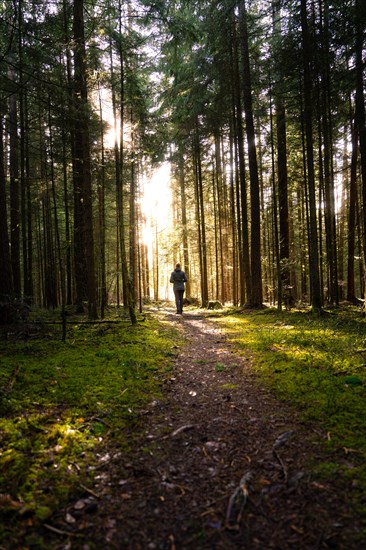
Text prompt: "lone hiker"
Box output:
[[170, 263, 188, 314]]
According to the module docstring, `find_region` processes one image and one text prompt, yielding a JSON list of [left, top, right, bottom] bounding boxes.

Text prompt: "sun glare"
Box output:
[[141, 162, 174, 299], [141, 162, 172, 247]]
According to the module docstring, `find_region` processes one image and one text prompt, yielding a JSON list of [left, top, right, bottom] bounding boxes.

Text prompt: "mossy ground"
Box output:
[[211, 305, 366, 525], [2, 304, 366, 546], [0, 308, 181, 546]]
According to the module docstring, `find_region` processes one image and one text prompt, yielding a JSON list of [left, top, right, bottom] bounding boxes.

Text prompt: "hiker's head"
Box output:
[[175, 263, 181, 270]]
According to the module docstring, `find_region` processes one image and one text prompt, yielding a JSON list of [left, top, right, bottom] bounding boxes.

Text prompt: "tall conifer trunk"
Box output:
[[300, 0, 322, 312], [193, 125, 208, 307], [355, 0, 366, 279], [178, 151, 191, 297], [9, 67, 21, 297], [272, 0, 290, 307], [239, 1, 262, 307], [0, 107, 13, 323], [232, 14, 251, 304], [73, 0, 98, 318]]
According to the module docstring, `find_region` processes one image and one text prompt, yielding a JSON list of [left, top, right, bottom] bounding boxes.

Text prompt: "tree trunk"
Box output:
[[347, 120, 358, 302], [229, 127, 238, 306], [0, 106, 13, 323], [115, 4, 136, 324], [300, 0, 322, 312], [98, 84, 107, 318], [8, 67, 21, 296], [232, 15, 251, 305], [272, 0, 290, 307], [178, 151, 191, 297], [355, 0, 366, 280], [73, 0, 94, 315], [193, 125, 209, 306], [269, 85, 282, 309], [62, 0, 73, 305], [239, 1, 262, 307], [319, 0, 338, 305]]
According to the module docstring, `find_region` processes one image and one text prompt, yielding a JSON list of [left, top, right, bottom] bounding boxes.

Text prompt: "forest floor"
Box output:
[[44, 306, 363, 549]]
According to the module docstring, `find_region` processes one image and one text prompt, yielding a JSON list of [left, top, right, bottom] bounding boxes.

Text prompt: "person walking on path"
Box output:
[[170, 263, 188, 314]]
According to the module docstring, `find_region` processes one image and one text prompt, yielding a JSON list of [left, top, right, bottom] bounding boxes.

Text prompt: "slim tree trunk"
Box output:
[[212, 162, 220, 300], [129, 151, 137, 308], [300, 0, 322, 312], [269, 84, 282, 309], [8, 67, 21, 296], [347, 121, 358, 302], [231, 15, 250, 304], [98, 84, 107, 318], [272, 0, 290, 306], [229, 127, 238, 306], [319, 0, 338, 305], [239, 1, 262, 307], [193, 126, 208, 306], [355, 0, 366, 277], [0, 107, 13, 322], [178, 151, 191, 296], [115, 4, 136, 324], [73, 0, 98, 319], [215, 134, 226, 303], [194, 125, 209, 307], [62, 0, 73, 305]]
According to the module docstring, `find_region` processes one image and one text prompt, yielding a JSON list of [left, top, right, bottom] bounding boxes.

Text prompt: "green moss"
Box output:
[[213, 306, 366, 514], [0, 312, 182, 545]]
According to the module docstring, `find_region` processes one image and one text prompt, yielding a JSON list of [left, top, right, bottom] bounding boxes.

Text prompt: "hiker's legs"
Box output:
[[174, 289, 180, 313], [177, 290, 184, 313], [174, 289, 184, 313]]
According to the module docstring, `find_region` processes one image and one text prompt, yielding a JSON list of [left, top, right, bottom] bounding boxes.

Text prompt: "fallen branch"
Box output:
[[79, 483, 100, 499], [272, 431, 294, 483], [161, 424, 195, 440], [273, 449, 288, 483], [43, 523, 84, 537], [225, 471, 254, 529]]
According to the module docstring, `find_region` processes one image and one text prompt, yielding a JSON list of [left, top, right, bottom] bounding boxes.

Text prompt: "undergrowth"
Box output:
[[0, 309, 180, 546], [213, 305, 366, 518]]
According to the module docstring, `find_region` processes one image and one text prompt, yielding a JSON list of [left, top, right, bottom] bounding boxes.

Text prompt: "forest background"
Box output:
[[1, 0, 365, 320], [1, 1, 366, 546]]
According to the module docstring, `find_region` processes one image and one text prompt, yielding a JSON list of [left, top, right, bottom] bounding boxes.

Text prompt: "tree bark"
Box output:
[[355, 0, 366, 281], [178, 150, 191, 297], [0, 106, 13, 323], [73, 0, 98, 318], [300, 0, 322, 312], [239, 1, 262, 307], [8, 67, 21, 296]]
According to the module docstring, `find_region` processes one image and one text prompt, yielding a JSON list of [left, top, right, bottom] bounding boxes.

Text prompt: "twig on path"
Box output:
[[161, 424, 195, 440], [225, 471, 254, 529], [79, 483, 100, 499], [273, 450, 288, 483], [44, 523, 84, 537], [272, 431, 295, 483]]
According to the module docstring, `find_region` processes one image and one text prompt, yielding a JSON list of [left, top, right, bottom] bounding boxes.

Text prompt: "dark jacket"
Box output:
[[170, 268, 187, 291]]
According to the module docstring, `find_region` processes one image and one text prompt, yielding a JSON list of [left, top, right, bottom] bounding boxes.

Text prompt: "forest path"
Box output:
[[73, 308, 358, 549]]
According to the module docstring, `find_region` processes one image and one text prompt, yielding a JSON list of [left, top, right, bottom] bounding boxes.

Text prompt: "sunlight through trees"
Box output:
[[0, 0, 365, 321]]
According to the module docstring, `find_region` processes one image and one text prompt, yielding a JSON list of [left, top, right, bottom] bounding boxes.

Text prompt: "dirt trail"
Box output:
[[55, 309, 360, 549]]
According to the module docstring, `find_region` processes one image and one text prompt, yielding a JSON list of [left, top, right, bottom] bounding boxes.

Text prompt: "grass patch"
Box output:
[[213, 306, 366, 499], [215, 362, 225, 372], [0, 310, 181, 545]]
